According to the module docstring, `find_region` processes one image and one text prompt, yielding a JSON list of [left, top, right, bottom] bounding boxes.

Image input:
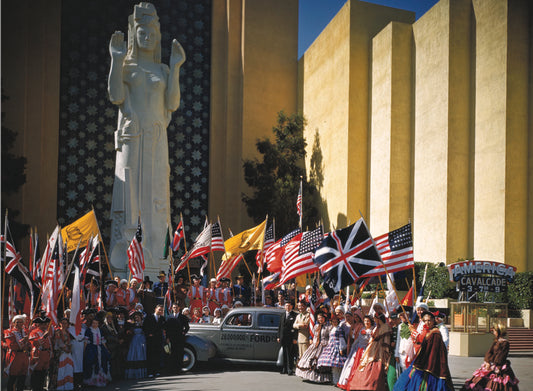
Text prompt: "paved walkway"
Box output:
[[93, 352, 532, 390]]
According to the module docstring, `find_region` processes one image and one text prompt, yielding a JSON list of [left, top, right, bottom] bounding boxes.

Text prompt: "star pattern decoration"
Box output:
[[57, 0, 211, 245]]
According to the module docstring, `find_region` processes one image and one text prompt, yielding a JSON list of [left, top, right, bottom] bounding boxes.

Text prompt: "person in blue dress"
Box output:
[[125, 311, 147, 379], [317, 314, 347, 384], [83, 319, 111, 387]]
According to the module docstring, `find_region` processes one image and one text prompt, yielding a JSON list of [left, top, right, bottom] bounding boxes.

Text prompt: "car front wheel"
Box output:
[[181, 346, 196, 372]]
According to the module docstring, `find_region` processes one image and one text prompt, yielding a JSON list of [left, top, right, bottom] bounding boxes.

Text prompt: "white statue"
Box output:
[[108, 2, 186, 277]]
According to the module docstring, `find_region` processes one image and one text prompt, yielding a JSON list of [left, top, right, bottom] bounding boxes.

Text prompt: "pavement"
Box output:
[[93, 352, 533, 391]]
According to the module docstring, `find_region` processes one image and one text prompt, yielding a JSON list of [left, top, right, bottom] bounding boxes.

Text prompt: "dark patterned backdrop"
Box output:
[[57, 0, 211, 247]]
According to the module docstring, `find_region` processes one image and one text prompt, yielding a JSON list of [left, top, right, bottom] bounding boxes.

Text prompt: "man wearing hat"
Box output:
[[4, 314, 30, 391], [233, 275, 250, 306], [217, 278, 232, 308], [85, 278, 101, 309], [116, 279, 129, 308], [29, 317, 52, 391], [187, 274, 206, 314], [105, 280, 118, 309], [153, 271, 168, 305], [138, 276, 156, 315]]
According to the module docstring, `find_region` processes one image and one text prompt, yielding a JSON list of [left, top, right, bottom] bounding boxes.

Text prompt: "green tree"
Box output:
[[1, 91, 29, 244], [242, 111, 320, 237]]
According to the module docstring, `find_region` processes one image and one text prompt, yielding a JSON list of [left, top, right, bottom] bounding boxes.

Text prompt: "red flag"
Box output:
[[400, 286, 413, 306]]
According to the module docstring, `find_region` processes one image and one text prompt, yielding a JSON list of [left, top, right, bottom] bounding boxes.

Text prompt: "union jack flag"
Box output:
[[127, 219, 145, 282], [172, 220, 185, 252], [314, 218, 381, 298]]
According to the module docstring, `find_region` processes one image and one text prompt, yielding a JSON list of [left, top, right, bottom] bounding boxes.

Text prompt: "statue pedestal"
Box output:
[[449, 331, 493, 356]]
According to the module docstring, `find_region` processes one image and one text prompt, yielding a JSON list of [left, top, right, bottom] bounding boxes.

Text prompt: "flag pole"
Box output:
[[92, 207, 113, 279], [1, 210, 8, 336], [55, 238, 83, 311], [180, 213, 191, 285], [360, 215, 412, 324], [298, 176, 303, 230]]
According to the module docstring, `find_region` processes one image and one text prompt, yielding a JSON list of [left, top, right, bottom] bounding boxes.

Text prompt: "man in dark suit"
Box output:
[[277, 301, 298, 375], [164, 302, 190, 374], [143, 304, 166, 377]]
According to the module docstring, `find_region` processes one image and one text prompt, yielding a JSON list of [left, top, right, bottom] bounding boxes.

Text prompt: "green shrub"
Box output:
[[506, 271, 533, 310], [415, 262, 457, 299]]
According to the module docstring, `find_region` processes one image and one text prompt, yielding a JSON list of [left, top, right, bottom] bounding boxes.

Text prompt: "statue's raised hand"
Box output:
[[170, 39, 186, 69], [109, 31, 127, 61]]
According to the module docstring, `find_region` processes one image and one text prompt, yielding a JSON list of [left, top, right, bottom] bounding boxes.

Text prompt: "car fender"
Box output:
[[185, 334, 216, 362]]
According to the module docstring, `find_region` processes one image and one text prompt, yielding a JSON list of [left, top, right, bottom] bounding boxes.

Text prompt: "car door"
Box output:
[[253, 311, 281, 360], [217, 311, 255, 359]]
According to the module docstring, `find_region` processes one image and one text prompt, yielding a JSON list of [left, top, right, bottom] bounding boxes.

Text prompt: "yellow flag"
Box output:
[[61, 210, 99, 252], [222, 218, 267, 261]]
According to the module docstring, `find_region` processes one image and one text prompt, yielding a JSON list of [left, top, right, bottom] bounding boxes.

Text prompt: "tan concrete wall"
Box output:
[[412, 0, 472, 263], [472, 0, 529, 271], [1, 0, 61, 253], [301, 0, 414, 231], [369, 22, 413, 235], [209, 0, 298, 232]]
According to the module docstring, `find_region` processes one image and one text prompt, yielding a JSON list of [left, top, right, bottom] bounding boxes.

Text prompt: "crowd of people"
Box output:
[[277, 298, 519, 391], [2, 271, 520, 391]]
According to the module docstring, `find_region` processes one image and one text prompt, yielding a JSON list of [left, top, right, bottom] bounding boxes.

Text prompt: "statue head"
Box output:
[[126, 2, 161, 64]]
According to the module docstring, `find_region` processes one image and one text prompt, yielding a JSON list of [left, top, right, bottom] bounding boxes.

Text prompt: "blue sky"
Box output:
[[299, 0, 440, 58]]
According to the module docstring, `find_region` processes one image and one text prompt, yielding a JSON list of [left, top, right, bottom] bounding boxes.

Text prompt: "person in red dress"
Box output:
[[206, 278, 220, 314], [217, 278, 232, 308], [115, 279, 129, 308], [29, 317, 53, 391], [4, 315, 31, 391], [187, 275, 205, 315]]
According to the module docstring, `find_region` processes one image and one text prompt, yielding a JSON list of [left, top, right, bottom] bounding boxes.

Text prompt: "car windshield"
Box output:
[[225, 313, 252, 327]]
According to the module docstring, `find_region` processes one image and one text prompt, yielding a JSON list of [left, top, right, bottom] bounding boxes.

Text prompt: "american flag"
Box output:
[[279, 226, 323, 285], [314, 218, 382, 299], [264, 228, 300, 272], [309, 278, 320, 338], [172, 220, 184, 252], [216, 254, 243, 281], [177, 223, 212, 272], [127, 219, 145, 282], [211, 221, 225, 252], [43, 237, 61, 327], [256, 224, 275, 272], [359, 223, 414, 278]]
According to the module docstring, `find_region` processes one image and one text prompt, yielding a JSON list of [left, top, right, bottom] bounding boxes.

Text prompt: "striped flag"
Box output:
[[264, 228, 301, 273], [359, 223, 414, 278], [279, 226, 323, 285], [127, 219, 145, 282], [216, 254, 243, 281], [309, 278, 320, 338], [211, 221, 225, 252], [177, 223, 212, 272], [172, 220, 184, 252], [256, 224, 274, 272], [70, 264, 84, 335]]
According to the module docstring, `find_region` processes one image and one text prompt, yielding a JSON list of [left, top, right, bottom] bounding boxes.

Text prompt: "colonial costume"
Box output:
[[125, 314, 147, 379], [54, 324, 74, 390], [346, 316, 392, 391], [83, 323, 111, 387], [29, 317, 53, 391], [337, 317, 371, 389], [461, 325, 519, 391], [296, 320, 332, 383], [317, 320, 347, 385], [394, 312, 453, 391], [4, 315, 30, 391]]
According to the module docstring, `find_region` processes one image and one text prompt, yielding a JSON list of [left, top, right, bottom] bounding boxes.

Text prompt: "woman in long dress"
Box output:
[[461, 324, 519, 391], [338, 313, 372, 389], [346, 313, 392, 391], [125, 312, 147, 379], [394, 311, 453, 391], [295, 312, 332, 383], [317, 314, 347, 385], [83, 319, 111, 387], [54, 318, 74, 390]]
